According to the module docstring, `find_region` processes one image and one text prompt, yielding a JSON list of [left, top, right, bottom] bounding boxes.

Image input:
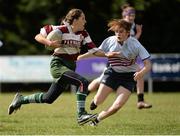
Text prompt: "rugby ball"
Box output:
[[45, 29, 62, 50]]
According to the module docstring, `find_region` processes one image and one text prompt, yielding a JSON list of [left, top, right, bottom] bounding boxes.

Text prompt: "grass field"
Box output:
[[0, 92, 180, 135]]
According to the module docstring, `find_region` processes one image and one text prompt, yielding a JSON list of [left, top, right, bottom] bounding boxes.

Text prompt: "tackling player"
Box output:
[[88, 4, 152, 109], [77, 19, 151, 126]]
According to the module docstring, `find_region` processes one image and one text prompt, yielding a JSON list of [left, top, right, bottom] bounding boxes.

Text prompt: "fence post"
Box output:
[[148, 77, 153, 93]]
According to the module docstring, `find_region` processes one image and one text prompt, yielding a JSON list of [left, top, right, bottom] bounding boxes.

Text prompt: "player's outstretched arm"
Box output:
[[134, 59, 151, 81], [77, 49, 106, 60]]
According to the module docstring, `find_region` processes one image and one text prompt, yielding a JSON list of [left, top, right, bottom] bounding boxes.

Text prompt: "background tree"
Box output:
[[0, 0, 179, 55]]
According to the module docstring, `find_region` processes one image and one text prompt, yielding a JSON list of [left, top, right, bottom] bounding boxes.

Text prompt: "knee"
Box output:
[[82, 79, 89, 88], [78, 79, 89, 94], [88, 82, 99, 92], [42, 95, 55, 104]]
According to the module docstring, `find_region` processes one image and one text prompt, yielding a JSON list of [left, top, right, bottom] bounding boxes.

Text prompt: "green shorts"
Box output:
[[50, 56, 76, 79]]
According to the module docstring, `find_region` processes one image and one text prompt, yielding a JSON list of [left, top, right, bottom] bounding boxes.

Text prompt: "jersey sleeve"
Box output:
[[40, 25, 60, 37], [98, 37, 111, 53], [80, 30, 96, 54], [138, 43, 150, 61], [86, 37, 111, 54], [82, 33, 96, 49]]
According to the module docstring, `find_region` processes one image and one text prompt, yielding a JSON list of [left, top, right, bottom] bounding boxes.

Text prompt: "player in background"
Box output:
[[121, 4, 152, 109], [77, 19, 151, 126], [88, 4, 152, 109], [8, 8, 98, 125]]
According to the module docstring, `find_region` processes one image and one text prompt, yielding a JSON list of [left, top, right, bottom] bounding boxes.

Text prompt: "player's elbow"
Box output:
[[34, 34, 40, 41], [144, 59, 151, 72]]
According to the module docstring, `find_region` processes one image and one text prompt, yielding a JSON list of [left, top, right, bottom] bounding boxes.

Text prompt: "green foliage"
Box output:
[[0, 0, 180, 55], [0, 92, 180, 134]]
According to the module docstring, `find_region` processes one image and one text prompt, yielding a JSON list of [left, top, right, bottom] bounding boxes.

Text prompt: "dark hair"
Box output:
[[64, 9, 84, 25], [121, 3, 131, 10], [108, 19, 132, 32]]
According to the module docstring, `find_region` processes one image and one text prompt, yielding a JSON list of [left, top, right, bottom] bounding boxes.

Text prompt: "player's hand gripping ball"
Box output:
[[45, 29, 62, 50]]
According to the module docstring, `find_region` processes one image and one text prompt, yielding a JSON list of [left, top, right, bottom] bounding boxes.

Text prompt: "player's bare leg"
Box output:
[[137, 78, 152, 109], [89, 86, 131, 126]]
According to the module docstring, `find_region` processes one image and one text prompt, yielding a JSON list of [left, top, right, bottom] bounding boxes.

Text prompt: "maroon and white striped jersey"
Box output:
[[40, 24, 96, 60]]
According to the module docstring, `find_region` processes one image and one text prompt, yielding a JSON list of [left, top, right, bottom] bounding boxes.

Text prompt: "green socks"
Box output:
[[76, 92, 87, 116], [21, 93, 44, 104]]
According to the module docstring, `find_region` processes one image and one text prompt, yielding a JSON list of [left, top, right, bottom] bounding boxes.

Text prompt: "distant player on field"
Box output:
[[121, 4, 152, 109]]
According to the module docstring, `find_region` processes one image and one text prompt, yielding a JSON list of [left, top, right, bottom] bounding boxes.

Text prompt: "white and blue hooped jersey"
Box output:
[[98, 36, 150, 73]]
